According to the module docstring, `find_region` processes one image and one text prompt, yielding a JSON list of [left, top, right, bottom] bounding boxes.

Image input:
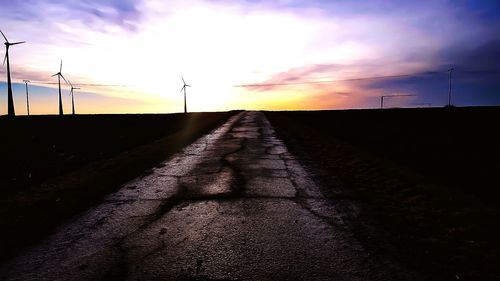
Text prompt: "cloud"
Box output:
[[444, 38, 500, 73], [363, 38, 500, 107], [1, 0, 500, 113], [241, 35, 500, 109], [0, 0, 141, 32]]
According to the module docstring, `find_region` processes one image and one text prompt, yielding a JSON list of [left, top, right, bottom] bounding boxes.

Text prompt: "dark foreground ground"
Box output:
[[0, 107, 498, 280], [1, 111, 419, 281], [265, 106, 499, 281], [0, 111, 237, 262]]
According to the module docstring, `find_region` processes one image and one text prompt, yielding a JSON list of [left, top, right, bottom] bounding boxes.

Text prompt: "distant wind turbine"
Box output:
[[180, 77, 191, 113], [380, 94, 416, 109], [447, 68, 455, 107], [68, 80, 80, 115], [51, 60, 68, 115], [23, 80, 30, 115], [1, 30, 26, 117]]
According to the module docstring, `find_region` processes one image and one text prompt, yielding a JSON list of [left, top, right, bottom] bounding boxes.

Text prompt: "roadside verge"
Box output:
[[265, 111, 499, 281], [0, 111, 238, 263]]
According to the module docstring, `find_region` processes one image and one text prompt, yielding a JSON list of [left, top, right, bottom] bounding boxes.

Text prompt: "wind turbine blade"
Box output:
[[180, 86, 185, 92], [60, 60, 63, 72], [11, 41, 26, 45], [51, 73, 58, 77], [60, 74, 69, 84], [0, 30, 7, 42], [186, 85, 191, 87], [68, 80, 73, 87], [2, 53, 6, 66], [182, 77, 186, 84]]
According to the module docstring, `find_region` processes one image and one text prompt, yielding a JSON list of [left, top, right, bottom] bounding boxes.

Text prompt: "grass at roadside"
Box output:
[[0, 111, 238, 262], [266, 107, 499, 281]]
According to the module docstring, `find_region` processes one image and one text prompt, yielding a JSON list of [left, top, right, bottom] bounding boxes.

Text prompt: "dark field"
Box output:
[[0, 111, 236, 262], [266, 107, 499, 281]]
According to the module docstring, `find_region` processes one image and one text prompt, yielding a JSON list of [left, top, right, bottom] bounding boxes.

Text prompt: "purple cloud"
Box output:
[[0, 0, 141, 32]]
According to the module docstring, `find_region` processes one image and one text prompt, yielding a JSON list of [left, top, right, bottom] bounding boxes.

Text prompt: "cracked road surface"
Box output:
[[0, 111, 417, 281]]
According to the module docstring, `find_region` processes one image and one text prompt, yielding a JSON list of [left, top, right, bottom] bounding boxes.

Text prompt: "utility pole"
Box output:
[[448, 68, 454, 107], [23, 80, 30, 115]]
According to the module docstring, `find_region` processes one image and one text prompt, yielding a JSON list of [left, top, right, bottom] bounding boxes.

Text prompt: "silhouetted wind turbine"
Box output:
[[447, 68, 455, 107], [1, 30, 25, 117], [380, 94, 415, 109], [68, 80, 80, 115], [51, 60, 68, 115], [23, 80, 30, 115], [180, 77, 191, 113]]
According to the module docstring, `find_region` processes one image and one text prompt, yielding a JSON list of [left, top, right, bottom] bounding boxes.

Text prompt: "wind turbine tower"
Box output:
[[180, 77, 191, 113], [52, 60, 68, 115], [447, 68, 455, 107], [1, 30, 26, 116], [23, 80, 30, 115], [68, 80, 80, 115]]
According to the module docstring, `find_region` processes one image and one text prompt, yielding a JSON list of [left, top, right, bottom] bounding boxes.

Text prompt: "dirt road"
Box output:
[[0, 112, 420, 281]]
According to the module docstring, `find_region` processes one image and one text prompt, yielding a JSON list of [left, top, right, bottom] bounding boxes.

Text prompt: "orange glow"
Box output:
[[0, 0, 472, 114]]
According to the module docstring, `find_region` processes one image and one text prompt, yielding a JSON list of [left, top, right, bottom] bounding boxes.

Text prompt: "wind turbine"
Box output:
[[1, 30, 26, 117], [380, 94, 416, 109], [68, 80, 80, 115], [51, 60, 68, 115], [447, 68, 455, 107], [180, 77, 191, 113], [23, 80, 30, 115]]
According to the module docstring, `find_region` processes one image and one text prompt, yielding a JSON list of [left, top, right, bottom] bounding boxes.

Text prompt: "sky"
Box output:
[[1, 0, 499, 115]]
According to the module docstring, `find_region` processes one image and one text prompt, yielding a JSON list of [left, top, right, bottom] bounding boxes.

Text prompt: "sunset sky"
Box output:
[[1, 0, 499, 115]]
